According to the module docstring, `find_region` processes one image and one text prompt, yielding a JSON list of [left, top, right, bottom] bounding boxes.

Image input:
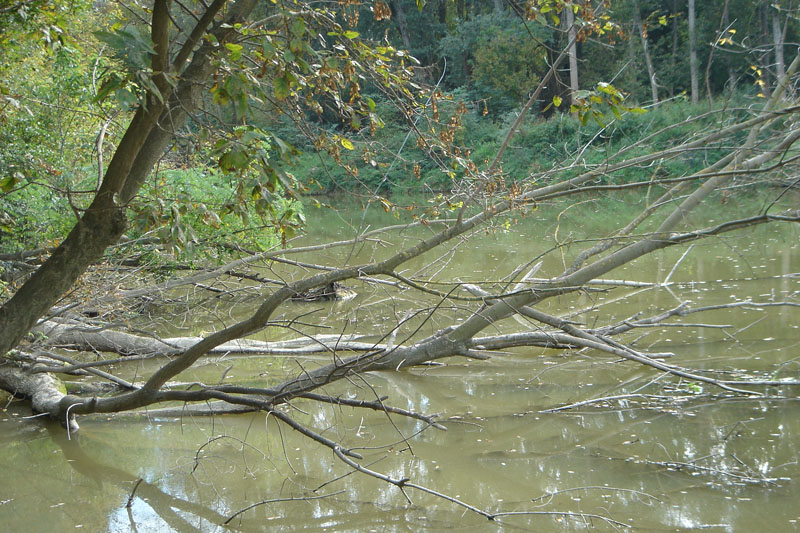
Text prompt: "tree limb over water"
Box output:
[[1, 7, 800, 528]]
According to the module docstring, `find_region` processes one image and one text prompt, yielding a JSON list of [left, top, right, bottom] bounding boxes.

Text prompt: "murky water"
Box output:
[[1, 198, 799, 531]]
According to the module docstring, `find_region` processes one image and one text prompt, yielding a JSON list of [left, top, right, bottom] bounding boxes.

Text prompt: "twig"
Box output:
[[31, 351, 137, 390], [462, 283, 762, 395], [530, 485, 661, 504], [540, 393, 685, 413], [663, 244, 694, 285], [489, 510, 629, 528], [333, 446, 486, 516], [332, 447, 630, 528], [224, 491, 345, 525], [126, 478, 143, 508]]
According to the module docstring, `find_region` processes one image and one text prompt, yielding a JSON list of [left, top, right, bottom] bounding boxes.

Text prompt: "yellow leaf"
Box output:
[[340, 138, 354, 150], [552, 95, 562, 107]]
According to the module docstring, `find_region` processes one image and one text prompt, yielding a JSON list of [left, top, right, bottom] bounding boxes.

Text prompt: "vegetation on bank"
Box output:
[[288, 94, 761, 195], [0, 1, 795, 259]]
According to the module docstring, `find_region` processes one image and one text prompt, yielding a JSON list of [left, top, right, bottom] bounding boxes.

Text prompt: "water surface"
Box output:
[[1, 198, 798, 531]]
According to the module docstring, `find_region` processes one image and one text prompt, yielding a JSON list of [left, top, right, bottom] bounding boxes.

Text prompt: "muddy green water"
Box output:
[[1, 200, 799, 531]]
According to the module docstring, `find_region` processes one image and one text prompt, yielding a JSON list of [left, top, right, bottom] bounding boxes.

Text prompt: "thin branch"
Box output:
[[224, 491, 346, 525]]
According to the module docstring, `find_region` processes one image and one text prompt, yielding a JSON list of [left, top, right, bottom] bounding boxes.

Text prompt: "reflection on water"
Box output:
[[1, 204, 799, 531]]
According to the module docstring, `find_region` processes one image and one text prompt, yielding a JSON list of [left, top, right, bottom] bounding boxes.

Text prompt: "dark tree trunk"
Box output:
[[390, 0, 413, 50], [689, 0, 699, 103]]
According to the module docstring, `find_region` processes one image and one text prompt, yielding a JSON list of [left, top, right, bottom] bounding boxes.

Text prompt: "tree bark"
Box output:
[[31, 318, 369, 356], [0, 361, 78, 430], [632, 0, 659, 104], [773, 4, 786, 81], [705, 0, 730, 108], [760, 0, 773, 97], [670, 0, 679, 97], [688, 0, 699, 103], [723, 1, 735, 90], [565, 4, 579, 107]]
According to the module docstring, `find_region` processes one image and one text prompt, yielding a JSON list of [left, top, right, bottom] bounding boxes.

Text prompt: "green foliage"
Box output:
[[1, 1, 419, 259], [93, 23, 166, 108], [1, 0, 792, 258], [0, 3, 106, 250], [471, 23, 546, 106], [130, 165, 302, 260], [439, 11, 549, 114]]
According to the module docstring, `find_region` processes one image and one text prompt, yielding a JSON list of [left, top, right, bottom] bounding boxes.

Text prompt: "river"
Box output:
[[1, 197, 799, 531]]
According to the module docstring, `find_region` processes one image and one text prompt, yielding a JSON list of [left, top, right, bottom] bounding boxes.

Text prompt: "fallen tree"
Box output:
[[1, 2, 800, 525], [2, 0, 799, 427]]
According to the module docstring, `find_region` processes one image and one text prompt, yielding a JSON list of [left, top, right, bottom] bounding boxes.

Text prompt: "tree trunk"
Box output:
[[632, 0, 659, 105], [390, 0, 412, 50], [723, 2, 735, 90], [670, 0, 679, 97], [565, 4, 579, 108], [0, 363, 78, 430], [773, 4, 786, 81], [760, 0, 772, 97], [705, 0, 730, 108], [31, 318, 369, 356], [0, 0, 255, 357], [688, 0, 699, 103]]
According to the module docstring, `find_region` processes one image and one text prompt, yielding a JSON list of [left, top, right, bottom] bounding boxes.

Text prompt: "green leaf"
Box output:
[[219, 148, 249, 172], [225, 43, 243, 61], [0, 173, 21, 193], [291, 18, 306, 37], [274, 76, 289, 100], [342, 31, 359, 39], [552, 95, 562, 108]]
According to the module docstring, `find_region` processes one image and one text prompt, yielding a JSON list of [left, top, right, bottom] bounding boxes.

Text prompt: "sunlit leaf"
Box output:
[[225, 43, 243, 61]]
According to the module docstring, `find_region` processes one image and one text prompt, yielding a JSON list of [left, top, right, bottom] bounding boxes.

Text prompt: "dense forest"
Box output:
[[1, 1, 796, 255], [1, 2, 799, 530]]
